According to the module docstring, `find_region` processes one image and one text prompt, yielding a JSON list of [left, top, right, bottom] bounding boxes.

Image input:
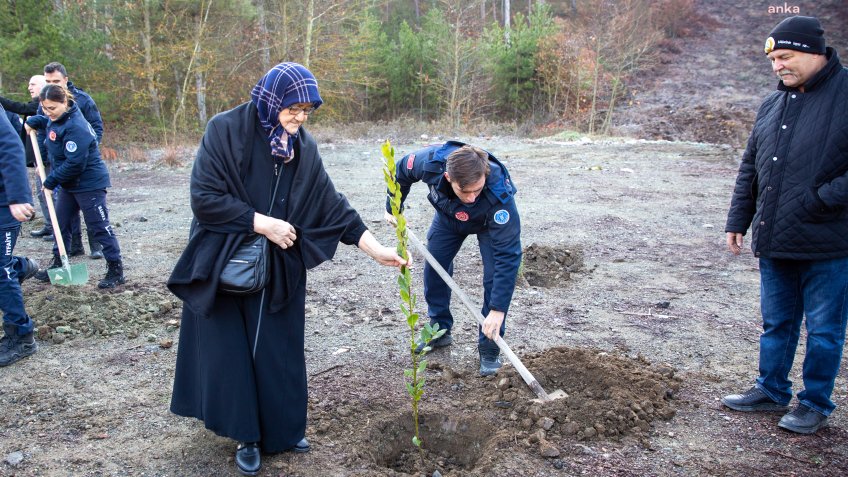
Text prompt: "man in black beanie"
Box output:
[[722, 15, 848, 435]]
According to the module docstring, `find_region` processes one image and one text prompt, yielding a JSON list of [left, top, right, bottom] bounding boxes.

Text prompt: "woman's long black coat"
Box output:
[[167, 102, 366, 452]]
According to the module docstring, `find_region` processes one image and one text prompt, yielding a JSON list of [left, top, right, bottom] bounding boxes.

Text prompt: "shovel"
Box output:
[[29, 130, 88, 286], [407, 229, 566, 402]]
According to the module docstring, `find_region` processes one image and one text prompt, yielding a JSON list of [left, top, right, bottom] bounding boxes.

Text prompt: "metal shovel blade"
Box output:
[[47, 256, 89, 286]]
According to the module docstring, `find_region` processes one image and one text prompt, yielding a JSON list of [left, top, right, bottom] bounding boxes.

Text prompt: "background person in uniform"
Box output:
[[385, 142, 521, 377], [0, 104, 39, 367], [0, 74, 53, 240], [43, 62, 104, 259], [167, 62, 407, 476], [722, 16, 848, 435], [25, 84, 124, 289]]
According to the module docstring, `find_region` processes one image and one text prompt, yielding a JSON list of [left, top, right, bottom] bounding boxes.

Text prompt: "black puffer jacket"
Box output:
[[726, 47, 848, 260]]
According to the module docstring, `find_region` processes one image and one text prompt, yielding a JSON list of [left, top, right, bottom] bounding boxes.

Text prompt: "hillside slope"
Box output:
[[613, 0, 848, 146]]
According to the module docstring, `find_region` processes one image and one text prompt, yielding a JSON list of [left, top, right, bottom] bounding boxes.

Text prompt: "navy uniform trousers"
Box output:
[[424, 213, 506, 344]]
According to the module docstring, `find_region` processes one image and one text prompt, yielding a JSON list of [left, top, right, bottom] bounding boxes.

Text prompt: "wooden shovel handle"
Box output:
[[407, 229, 552, 401], [28, 130, 69, 259]]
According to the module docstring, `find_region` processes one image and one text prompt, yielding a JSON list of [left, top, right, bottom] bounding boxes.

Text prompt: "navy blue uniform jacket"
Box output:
[[0, 105, 31, 209], [26, 104, 110, 192], [726, 48, 848, 260], [390, 141, 521, 312]]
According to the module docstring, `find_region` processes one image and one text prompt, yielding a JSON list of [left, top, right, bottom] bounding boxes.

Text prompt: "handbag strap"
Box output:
[[266, 162, 283, 214]]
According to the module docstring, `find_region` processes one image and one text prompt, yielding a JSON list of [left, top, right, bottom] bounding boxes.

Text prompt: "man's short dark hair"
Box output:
[[44, 62, 68, 77], [446, 146, 490, 188]]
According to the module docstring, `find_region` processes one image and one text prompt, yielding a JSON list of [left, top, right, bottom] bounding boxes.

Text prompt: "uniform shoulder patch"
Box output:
[[49, 130, 57, 141], [65, 141, 78, 153], [455, 211, 469, 222], [493, 209, 510, 225], [406, 153, 415, 170]]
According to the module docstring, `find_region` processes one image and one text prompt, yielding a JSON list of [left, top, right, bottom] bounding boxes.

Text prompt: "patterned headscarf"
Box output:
[[250, 62, 323, 159]]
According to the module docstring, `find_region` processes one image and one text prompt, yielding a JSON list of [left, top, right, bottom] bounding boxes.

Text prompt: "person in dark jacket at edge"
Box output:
[[0, 74, 54, 240], [167, 62, 408, 477], [43, 62, 105, 259], [385, 141, 521, 377], [0, 104, 40, 367], [721, 16, 848, 435], [25, 84, 125, 289]]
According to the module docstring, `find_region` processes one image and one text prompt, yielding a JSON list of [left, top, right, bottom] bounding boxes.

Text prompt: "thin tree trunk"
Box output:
[[449, 10, 462, 128], [195, 71, 207, 126], [142, 0, 162, 122], [589, 37, 601, 135], [258, 0, 271, 71], [413, 0, 420, 24], [172, 1, 212, 136], [503, 0, 510, 44], [304, 0, 314, 68]]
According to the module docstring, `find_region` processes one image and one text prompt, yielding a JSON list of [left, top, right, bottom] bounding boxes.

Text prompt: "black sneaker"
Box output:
[[778, 404, 828, 434], [721, 386, 789, 412], [0, 330, 38, 367], [414, 329, 452, 354], [17, 257, 40, 284], [479, 339, 502, 377]]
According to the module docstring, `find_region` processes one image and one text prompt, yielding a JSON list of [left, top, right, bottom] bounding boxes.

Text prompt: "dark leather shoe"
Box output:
[[41, 233, 55, 242], [235, 442, 260, 476], [30, 227, 52, 238], [292, 437, 310, 453], [721, 386, 789, 412], [779, 404, 828, 434]]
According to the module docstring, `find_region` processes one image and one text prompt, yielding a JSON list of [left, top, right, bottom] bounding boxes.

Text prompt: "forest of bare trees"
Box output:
[[0, 0, 694, 142]]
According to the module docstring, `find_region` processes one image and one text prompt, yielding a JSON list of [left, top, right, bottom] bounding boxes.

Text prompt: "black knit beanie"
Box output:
[[765, 16, 826, 55]]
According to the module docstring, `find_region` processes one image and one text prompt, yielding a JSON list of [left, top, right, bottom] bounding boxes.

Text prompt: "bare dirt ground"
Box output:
[[3, 134, 847, 477]]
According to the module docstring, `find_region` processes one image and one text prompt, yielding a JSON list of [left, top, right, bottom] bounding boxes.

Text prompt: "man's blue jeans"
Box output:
[[756, 257, 848, 416]]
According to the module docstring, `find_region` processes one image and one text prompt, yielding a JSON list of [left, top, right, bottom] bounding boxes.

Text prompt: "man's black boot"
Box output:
[[0, 324, 16, 351], [98, 260, 125, 289], [87, 230, 104, 259], [16, 257, 40, 284], [479, 339, 502, 377], [235, 442, 261, 476], [34, 254, 62, 282], [69, 234, 84, 256], [30, 226, 53, 238], [0, 326, 38, 367], [721, 386, 789, 412]]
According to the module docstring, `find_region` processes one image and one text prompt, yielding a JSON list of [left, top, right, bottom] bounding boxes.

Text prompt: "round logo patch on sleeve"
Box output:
[[65, 141, 77, 153], [493, 209, 510, 225], [455, 211, 469, 222]]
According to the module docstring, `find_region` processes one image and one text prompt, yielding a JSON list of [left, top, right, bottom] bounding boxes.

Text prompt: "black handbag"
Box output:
[[218, 159, 284, 296]]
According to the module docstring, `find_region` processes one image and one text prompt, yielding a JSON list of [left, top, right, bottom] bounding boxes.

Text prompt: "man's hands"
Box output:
[[727, 232, 744, 255], [9, 203, 36, 223], [254, 212, 297, 249], [481, 310, 505, 340]]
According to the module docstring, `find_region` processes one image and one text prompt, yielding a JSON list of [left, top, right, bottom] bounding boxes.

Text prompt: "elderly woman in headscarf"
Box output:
[[167, 63, 406, 476]]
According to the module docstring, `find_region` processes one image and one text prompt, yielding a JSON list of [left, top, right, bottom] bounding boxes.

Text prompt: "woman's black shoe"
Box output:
[[292, 437, 310, 453], [235, 442, 261, 476]]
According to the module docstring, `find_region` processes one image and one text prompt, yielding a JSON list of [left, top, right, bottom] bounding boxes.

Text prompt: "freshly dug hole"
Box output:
[[369, 412, 495, 474]]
